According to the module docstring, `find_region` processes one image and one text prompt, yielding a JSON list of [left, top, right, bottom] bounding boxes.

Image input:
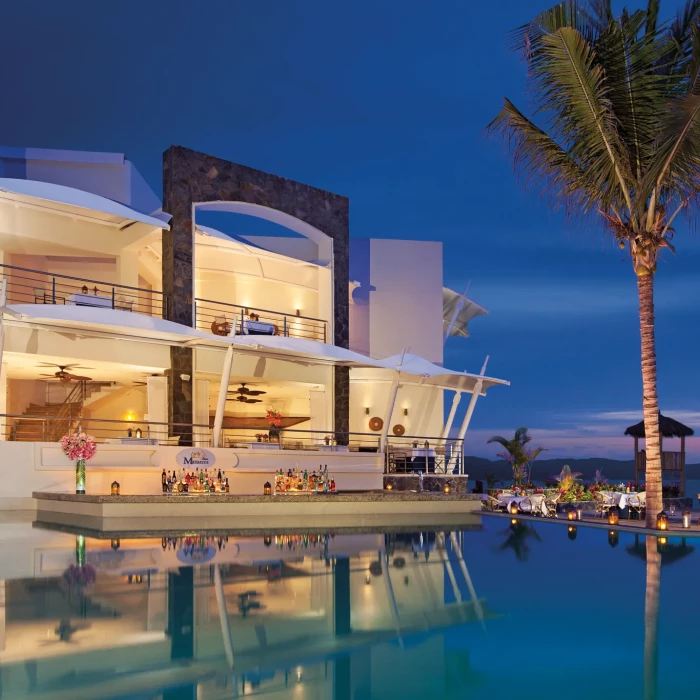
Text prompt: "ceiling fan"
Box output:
[[37, 363, 93, 383], [227, 394, 263, 404], [133, 373, 163, 387], [228, 383, 266, 397]]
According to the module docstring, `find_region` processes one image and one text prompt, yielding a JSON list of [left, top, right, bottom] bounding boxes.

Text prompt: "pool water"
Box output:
[[0, 515, 694, 699]]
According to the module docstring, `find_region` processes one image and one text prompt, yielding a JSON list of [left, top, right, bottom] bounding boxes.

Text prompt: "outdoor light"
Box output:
[[295, 309, 300, 316], [404, 408, 409, 416], [81, 285, 88, 293], [509, 501, 519, 515], [683, 510, 691, 529], [657, 536, 668, 554], [656, 511, 668, 531], [443, 483, 451, 494], [568, 525, 577, 541], [365, 574, 371, 585], [608, 508, 620, 526], [608, 530, 619, 548], [111, 480, 120, 496], [264, 481, 272, 496], [576, 505, 583, 521], [365, 407, 370, 415], [111, 538, 120, 551], [385, 482, 393, 490], [264, 536, 272, 547], [567, 507, 576, 521], [135, 427, 142, 439]]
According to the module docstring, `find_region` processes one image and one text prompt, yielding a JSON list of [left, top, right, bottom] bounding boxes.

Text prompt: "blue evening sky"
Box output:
[[1, 0, 697, 459]]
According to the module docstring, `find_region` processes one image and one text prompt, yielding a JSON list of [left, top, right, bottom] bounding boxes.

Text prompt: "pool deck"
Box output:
[[33, 490, 484, 533], [484, 509, 700, 537]]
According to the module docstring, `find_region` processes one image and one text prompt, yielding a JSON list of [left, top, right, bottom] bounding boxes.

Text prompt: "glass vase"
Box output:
[[75, 458, 86, 495]]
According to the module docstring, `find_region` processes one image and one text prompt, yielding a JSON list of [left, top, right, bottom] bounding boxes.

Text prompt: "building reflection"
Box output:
[[0, 527, 496, 698]]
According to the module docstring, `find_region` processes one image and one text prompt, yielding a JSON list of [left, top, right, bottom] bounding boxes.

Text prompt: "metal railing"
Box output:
[[0, 263, 167, 319], [219, 427, 381, 452], [385, 434, 466, 475], [195, 297, 327, 342]]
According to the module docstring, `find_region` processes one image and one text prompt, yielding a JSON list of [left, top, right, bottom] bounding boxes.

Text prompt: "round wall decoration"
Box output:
[[369, 416, 384, 432], [392, 424, 405, 436]]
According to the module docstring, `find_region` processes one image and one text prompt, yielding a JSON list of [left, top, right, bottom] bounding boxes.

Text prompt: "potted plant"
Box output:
[[255, 433, 264, 443], [60, 430, 97, 495], [266, 409, 282, 443], [324, 435, 332, 445]]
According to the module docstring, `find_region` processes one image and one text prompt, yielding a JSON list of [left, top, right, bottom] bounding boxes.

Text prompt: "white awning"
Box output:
[[443, 286, 487, 338], [3, 305, 509, 393], [0, 178, 170, 230]]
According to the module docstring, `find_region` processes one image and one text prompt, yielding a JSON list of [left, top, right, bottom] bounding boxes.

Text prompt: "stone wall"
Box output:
[[162, 145, 350, 433]]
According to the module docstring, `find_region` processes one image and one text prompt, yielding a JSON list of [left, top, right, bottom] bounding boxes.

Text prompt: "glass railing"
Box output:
[[0, 263, 167, 319], [195, 297, 327, 342]]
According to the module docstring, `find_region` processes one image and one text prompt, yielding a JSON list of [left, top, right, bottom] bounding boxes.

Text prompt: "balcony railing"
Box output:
[[386, 435, 466, 475], [195, 297, 327, 343], [0, 263, 167, 319]]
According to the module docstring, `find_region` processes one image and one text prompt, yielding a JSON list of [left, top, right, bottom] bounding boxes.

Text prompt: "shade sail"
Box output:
[[4, 305, 510, 392], [0, 178, 169, 230], [443, 287, 487, 339]]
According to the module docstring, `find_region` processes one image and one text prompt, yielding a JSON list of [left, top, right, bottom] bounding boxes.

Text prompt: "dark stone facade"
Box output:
[[167, 346, 193, 444], [162, 145, 350, 433]]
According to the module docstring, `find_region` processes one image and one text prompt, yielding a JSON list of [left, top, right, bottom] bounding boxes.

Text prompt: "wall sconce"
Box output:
[[365, 407, 370, 415], [180, 373, 190, 382], [404, 408, 409, 416], [295, 309, 300, 316]]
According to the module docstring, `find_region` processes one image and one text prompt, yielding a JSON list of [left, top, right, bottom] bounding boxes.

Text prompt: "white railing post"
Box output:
[[380, 348, 407, 452], [212, 324, 237, 448]]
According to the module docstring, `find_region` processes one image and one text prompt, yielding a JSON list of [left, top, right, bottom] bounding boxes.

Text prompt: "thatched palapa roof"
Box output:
[[623, 413, 694, 439]]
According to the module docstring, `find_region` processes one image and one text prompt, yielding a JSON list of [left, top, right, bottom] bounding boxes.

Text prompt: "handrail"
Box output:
[[195, 296, 325, 324], [0, 262, 166, 297]]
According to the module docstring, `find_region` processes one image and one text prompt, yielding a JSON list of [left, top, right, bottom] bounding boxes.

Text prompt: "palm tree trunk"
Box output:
[[637, 273, 662, 526], [644, 535, 661, 700]]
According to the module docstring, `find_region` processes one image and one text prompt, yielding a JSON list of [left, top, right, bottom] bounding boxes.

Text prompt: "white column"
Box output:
[[212, 327, 237, 448], [380, 348, 406, 451], [146, 376, 168, 442], [309, 389, 327, 444], [441, 391, 462, 440], [456, 356, 489, 443], [193, 379, 210, 447]]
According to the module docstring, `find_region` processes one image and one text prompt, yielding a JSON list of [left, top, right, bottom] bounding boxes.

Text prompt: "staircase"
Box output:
[[12, 381, 116, 442]]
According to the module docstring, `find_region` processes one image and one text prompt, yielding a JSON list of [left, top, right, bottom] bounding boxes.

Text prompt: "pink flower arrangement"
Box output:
[[60, 431, 97, 462], [266, 409, 282, 427]]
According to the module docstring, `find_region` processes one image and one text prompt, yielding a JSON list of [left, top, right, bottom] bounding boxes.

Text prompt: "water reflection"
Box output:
[[495, 520, 542, 561]]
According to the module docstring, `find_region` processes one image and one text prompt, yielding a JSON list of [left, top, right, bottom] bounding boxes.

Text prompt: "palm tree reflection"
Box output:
[[644, 535, 661, 700], [495, 521, 541, 562]]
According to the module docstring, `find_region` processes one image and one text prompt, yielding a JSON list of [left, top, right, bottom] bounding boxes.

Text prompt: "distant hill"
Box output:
[[464, 456, 700, 483]]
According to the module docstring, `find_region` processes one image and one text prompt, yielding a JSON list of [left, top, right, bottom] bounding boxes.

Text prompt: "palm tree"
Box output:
[[487, 427, 544, 485], [489, 0, 700, 525]]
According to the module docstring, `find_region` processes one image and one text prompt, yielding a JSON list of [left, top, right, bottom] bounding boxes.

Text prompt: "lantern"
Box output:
[[443, 482, 451, 495], [385, 482, 393, 491], [509, 501, 519, 515], [111, 480, 120, 496], [682, 509, 691, 529], [135, 427, 142, 439], [576, 505, 583, 521], [111, 538, 120, 551], [657, 536, 667, 554], [81, 285, 88, 293], [669, 501, 676, 515], [608, 507, 620, 526], [608, 530, 619, 548], [567, 507, 576, 521], [264, 481, 272, 496], [567, 525, 577, 541], [656, 511, 668, 531], [264, 536, 272, 547]]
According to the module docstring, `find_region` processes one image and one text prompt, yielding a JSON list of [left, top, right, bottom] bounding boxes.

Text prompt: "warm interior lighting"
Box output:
[[125, 412, 135, 422]]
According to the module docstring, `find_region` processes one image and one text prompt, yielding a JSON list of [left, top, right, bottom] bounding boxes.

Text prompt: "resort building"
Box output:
[[0, 145, 507, 507]]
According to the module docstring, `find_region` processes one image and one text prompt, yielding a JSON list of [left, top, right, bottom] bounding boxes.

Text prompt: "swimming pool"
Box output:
[[0, 514, 691, 699]]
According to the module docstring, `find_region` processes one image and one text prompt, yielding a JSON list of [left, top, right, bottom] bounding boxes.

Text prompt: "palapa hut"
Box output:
[[624, 413, 694, 495]]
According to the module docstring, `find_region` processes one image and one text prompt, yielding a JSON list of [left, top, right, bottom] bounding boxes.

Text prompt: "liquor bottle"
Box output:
[[199, 468, 204, 484], [217, 469, 222, 484], [204, 479, 210, 493], [177, 477, 183, 493], [161, 469, 167, 493], [330, 478, 336, 492], [224, 477, 230, 493]]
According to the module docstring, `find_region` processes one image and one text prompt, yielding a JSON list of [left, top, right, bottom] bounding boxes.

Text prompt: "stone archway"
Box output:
[[162, 145, 350, 439]]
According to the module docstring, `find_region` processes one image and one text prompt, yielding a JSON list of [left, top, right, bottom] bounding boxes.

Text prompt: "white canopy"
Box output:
[[0, 178, 170, 230], [443, 286, 487, 339], [3, 304, 509, 393]]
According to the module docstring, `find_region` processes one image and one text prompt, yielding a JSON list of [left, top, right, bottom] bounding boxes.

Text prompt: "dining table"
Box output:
[[497, 493, 549, 516], [606, 491, 639, 509]]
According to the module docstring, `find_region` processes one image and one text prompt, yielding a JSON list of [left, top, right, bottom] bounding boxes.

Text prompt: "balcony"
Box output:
[[195, 297, 328, 343], [0, 263, 167, 319]]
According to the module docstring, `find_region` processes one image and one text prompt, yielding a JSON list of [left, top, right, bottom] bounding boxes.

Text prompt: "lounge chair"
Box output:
[[543, 492, 560, 518]]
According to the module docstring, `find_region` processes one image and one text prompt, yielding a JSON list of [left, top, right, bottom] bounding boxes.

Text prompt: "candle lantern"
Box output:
[[657, 536, 667, 554], [263, 536, 272, 547], [111, 538, 120, 551], [385, 481, 393, 490], [608, 507, 620, 526], [509, 501, 519, 515], [443, 482, 451, 495], [682, 509, 691, 529], [656, 511, 668, 531], [264, 481, 272, 496], [567, 525, 577, 541], [81, 285, 88, 293], [669, 501, 676, 515], [608, 530, 619, 548], [135, 427, 142, 439], [111, 480, 120, 496], [567, 507, 576, 521], [576, 505, 583, 521]]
